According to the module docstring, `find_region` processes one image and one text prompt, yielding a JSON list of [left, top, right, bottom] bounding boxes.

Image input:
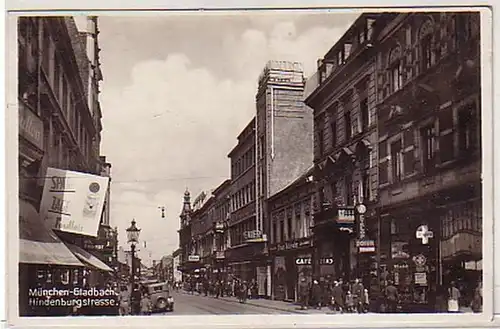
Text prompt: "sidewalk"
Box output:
[[179, 290, 341, 314]]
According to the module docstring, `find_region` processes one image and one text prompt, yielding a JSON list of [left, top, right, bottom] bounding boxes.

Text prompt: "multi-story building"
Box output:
[[172, 248, 183, 283], [305, 13, 381, 286], [17, 16, 112, 316], [211, 179, 231, 278], [268, 167, 315, 302], [226, 118, 262, 285], [178, 189, 194, 274], [374, 12, 481, 311]]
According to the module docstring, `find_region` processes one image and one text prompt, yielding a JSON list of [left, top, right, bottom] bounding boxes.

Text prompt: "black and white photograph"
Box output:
[[8, 5, 495, 325]]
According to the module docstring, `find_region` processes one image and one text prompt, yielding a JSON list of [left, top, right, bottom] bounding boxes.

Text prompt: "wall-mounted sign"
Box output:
[[413, 254, 427, 267], [319, 257, 334, 265], [244, 230, 263, 241], [416, 225, 434, 244], [414, 272, 428, 286], [295, 257, 312, 265], [40, 168, 109, 237], [19, 103, 44, 150], [275, 238, 312, 252], [357, 239, 375, 253], [337, 207, 355, 224], [188, 255, 200, 262]]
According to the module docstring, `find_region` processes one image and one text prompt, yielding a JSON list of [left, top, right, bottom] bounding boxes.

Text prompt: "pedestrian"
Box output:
[[239, 281, 248, 303], [140, 293, 152, 315], [384, 280, 399, 313], [130, 284, 141, 315], [352, 278, 364, 313], [447, 282, 461, 313], [362, 288, 370, 313], [331, 280, 345, 313], [345, 291, 354, 313], [119, 286, 130, 316], [470, 281, 482, 313], [298, 277, 310, 310], [310, 280, 322, 309]]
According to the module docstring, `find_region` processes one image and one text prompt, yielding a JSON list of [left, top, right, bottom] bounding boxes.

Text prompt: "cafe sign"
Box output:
[[19, 103, 44, 150]]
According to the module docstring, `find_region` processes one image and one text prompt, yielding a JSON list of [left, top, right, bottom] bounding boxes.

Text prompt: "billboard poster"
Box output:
[[39, 167, 109, 237]]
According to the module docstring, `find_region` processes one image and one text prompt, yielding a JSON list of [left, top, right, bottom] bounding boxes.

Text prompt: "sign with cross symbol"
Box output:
[[416, 225, 434, 245]]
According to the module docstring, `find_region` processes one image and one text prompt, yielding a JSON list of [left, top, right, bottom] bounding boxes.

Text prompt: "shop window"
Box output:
[[458, 104, 478, 154], [421, 125, 436, 173], [390, 140, 403, 183], [439, 107, 455, 163]]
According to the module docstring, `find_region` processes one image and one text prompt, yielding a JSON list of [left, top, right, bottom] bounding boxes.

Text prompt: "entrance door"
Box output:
[[285, 255, 296, 301]]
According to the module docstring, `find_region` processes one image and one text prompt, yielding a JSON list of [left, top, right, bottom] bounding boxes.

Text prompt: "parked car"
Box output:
[[146, 282, 174, 312]]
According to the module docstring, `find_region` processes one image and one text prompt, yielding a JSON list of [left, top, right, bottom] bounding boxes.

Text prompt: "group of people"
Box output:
[[298, 277, 370, 313], [184, 277, 260, 301], [118, 283, 154, 316]]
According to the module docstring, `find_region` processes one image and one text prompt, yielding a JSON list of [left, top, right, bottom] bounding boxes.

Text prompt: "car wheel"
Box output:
[[157, 298, 167, 310]]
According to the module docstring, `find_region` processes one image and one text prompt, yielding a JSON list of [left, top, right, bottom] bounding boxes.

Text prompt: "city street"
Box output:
[[156, 291, 303, 315]]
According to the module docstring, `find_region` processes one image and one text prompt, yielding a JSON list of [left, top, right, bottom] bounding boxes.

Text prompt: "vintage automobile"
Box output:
[[146, 282, 174, 312]]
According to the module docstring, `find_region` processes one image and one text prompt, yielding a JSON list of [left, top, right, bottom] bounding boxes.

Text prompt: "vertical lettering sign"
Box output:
[[39, 167, 109, 237], [19, 104, 44, 150]]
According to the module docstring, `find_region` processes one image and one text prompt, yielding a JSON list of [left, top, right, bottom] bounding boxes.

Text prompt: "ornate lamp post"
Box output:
[[126, 219, 141, 314]]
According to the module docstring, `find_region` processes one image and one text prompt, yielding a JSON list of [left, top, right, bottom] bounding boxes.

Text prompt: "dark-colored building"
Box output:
[[374, 12, 482, 311], [17, 16, 113, 316], [268, 167, 315, 302], [305, 14, 381, 287]]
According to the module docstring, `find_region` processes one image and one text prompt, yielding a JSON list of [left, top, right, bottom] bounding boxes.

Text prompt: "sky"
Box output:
[[95, 11, 359, 266]]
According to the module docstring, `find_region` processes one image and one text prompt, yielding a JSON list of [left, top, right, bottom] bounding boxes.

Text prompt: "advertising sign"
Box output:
[[40, 168, 109, 237]]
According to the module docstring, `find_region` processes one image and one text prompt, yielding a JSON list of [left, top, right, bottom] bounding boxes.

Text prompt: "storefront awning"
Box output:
[[19, 199, 84, 267], [64, 242, 114, 272]]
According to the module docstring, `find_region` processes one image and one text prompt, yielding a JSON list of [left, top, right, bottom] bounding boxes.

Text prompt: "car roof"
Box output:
[[147, 282, 169, 288]]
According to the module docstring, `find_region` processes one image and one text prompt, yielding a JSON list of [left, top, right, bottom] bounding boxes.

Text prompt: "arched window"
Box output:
[[418, 19, 435, 70], [388, 45, 403, 93]]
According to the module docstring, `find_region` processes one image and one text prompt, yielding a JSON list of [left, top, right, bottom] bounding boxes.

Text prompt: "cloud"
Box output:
[[99, 16, 354, 265]]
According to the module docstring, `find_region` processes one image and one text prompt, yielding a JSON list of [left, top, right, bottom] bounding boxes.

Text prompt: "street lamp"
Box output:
[[126, 219, 141, 314]]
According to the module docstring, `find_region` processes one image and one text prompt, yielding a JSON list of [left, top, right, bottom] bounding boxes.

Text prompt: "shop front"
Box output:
[[379, 182, 482, 313], [269, 237, 313, 302], [312, 206, 357, 281], [226, 240, 269, 297]]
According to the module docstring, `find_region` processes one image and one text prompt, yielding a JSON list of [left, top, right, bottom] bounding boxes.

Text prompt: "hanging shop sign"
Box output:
[[356, 239, 376, 253], [412, 254, 427, 267], [19, 103, 44, 150], [414, 272, 428, 286], [337, 207, 355, 225], [275, 238, 312, 252], [416, 225, 434, 245], [295, 257, 312, 265], [40, 168, 109, 237], [188, 255, 200, 262]]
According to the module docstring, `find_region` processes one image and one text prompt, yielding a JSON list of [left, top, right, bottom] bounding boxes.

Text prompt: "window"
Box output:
[[439, 107, 455, 163], [367, 19, 375, 40], [390, 140, 403, 182], [391, 62, 404, 92], [330, 182, 337, 204], [345, 175, 353, 205], [360, 98, 369, 131], [358, 27, 366, 44], [54, 57, 61, 98], [403, 128, 416, 175], [421, 125, 436, 172], [456, 14, 473, 45], [287, 217, 293, 240], [272, 222, 277, 244], [330, 121, 337, 148], [344, 111, 352, 141], [379, 140, 389, 184], [316, 130, 324, 156], [421, 34, 434, 70], [458, 104, 478, 153], [279, 220, 285, 243], [362, 173, 370, 202]]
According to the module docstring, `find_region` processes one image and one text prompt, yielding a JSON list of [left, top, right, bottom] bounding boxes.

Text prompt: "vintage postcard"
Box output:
[[5, 4, 496, 328]]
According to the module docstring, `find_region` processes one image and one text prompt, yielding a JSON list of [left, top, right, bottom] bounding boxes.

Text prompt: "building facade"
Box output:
[[211, 179, 232, 279], [17, 16, 112, 316], [305, 14, 381, 287], [226, 118, 262, 286], [178, 189, 194, 273], [268, 167, 315, 302], [374, 12, 481, 311]]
